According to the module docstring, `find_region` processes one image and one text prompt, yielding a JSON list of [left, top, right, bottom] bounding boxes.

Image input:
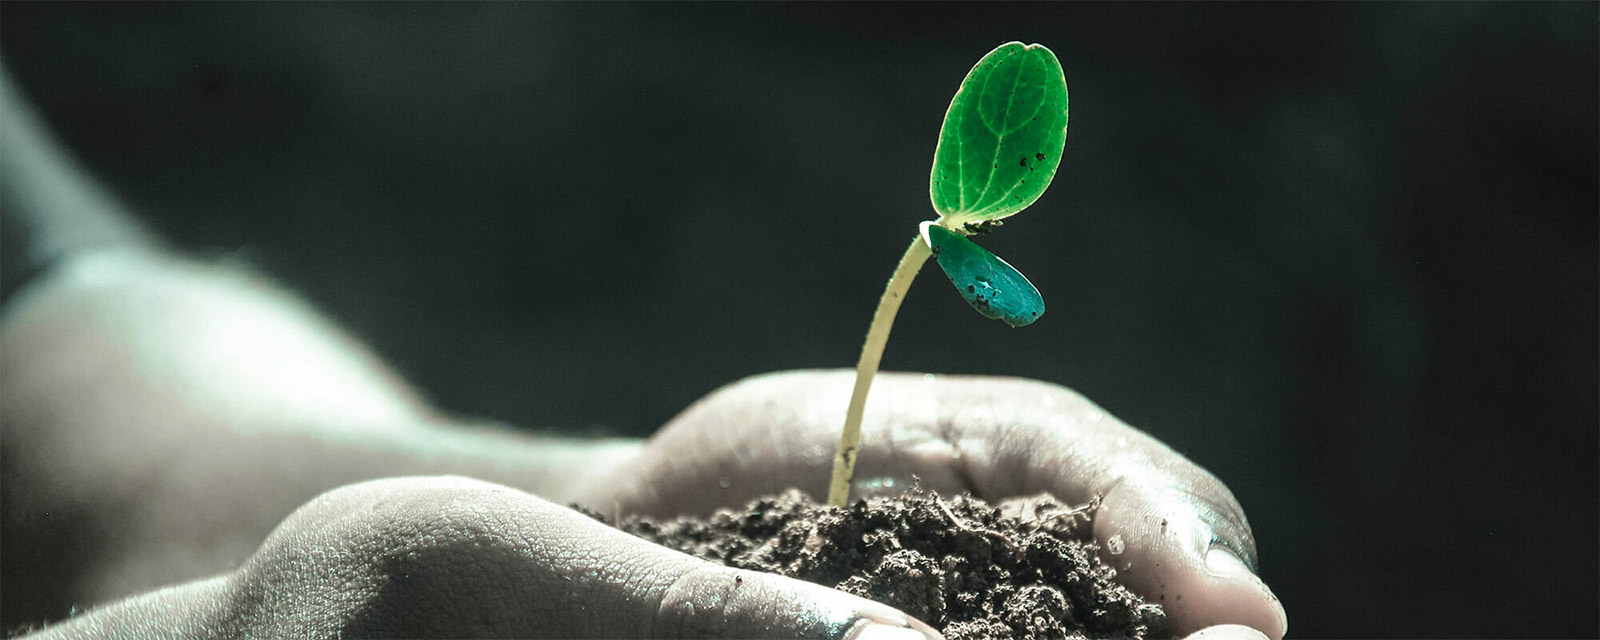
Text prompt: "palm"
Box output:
[[585, 370, 1286, 639]]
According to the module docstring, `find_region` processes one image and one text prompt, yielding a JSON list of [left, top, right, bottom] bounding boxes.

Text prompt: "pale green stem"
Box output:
[[827, 234, 932, 507]]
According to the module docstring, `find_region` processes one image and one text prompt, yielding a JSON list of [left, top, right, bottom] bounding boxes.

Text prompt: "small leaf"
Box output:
[[929, 42, 1069, 226], [921, 222, 1044, 327]]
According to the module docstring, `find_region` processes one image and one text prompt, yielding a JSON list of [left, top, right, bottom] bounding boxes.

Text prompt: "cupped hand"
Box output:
[[4, 251, 941, 640], [24, 369, 1281, 640], [37, 475, 938, 640], [585, 370, 1288, 639]]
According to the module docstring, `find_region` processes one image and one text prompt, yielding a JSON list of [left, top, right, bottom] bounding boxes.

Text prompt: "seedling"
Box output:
[[826, 42, 1070, 507]]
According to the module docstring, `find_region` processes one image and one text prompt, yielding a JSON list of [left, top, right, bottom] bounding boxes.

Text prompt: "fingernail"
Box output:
[[849, 622, 939, 640], [1185, 623, 1273, 640], [1205, 546, 1289, 639], [1204, 546, 1256, 580]]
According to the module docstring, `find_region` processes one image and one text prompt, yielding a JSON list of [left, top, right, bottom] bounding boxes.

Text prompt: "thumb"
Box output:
[[237, 476, 941, 640], [1094, 480, 1288, 639], [652, 565, 942, 640]]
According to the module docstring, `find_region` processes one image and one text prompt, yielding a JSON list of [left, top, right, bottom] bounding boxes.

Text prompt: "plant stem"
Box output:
[[827, 234, 932, 507]]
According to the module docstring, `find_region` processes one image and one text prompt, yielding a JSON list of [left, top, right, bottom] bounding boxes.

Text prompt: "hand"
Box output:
[[588, 370, 1288, 639], [5, 254, 1278, 639], [31, 475, 940, 640], [28, 371, 1283, 640], [3, 253, 935, 640]]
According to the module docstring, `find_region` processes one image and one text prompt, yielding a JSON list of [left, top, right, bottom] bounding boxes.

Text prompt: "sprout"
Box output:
[[827, 42, 1070, 507]]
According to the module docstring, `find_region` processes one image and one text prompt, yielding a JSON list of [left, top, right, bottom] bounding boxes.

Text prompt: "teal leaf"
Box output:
[[921, 222, 1044, 327], [929, 42, 1069, 226]]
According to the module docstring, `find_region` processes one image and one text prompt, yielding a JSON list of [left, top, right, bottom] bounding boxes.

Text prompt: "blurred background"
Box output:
[[1, 3, 1594, 637]]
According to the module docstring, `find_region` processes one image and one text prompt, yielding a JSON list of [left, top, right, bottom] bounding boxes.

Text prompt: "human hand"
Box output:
[[27, 370, 1282, 640], [587, 370, 1288, 639], [31, 475, 942, 640], [2, 251, 935, 640], [19, 367, 1281, 640], [3, 257, 1273, 640]]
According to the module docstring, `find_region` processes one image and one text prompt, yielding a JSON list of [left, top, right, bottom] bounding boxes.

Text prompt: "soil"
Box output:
[[598, 488, 1168, 639]]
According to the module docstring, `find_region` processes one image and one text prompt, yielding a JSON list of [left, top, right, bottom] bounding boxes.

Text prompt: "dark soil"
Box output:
[[600, 488, 1167, 639]]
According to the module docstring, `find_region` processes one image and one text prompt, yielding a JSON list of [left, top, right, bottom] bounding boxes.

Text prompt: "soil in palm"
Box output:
[[606, 488, 1168, 639]]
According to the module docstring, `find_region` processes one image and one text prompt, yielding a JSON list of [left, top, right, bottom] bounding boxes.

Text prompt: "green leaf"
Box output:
[[921, 222, 1044, 327], [929, 42, 1069, 226]]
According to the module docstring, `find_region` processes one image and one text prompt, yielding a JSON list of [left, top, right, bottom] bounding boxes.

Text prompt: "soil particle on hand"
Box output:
[[602, 489, 1168, 639]]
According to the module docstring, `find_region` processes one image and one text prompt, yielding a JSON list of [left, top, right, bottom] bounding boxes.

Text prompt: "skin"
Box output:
[[1, 67, 1285, 640]]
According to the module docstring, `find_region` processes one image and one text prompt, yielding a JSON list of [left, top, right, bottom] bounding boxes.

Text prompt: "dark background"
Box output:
[[2, 3, 1595, 637]]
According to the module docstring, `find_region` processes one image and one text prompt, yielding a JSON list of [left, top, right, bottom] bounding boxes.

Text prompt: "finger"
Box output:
[[231, 476, 940, 639], [1095, 483, 1287, 639]]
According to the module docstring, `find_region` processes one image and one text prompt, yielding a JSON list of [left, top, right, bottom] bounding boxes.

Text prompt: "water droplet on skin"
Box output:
[[1086, 410, 1104, 422], [856, 477, 900, 492], [923, 373, 937, 382], [1107, 534, 1126, 555], [718, 476, 731, 488]]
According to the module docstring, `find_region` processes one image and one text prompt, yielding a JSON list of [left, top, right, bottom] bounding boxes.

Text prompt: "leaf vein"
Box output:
[[971, 51, 1027, 212]]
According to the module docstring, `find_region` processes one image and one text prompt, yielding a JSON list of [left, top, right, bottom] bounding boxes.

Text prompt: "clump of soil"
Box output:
[[606, 488, 1167, 639]]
